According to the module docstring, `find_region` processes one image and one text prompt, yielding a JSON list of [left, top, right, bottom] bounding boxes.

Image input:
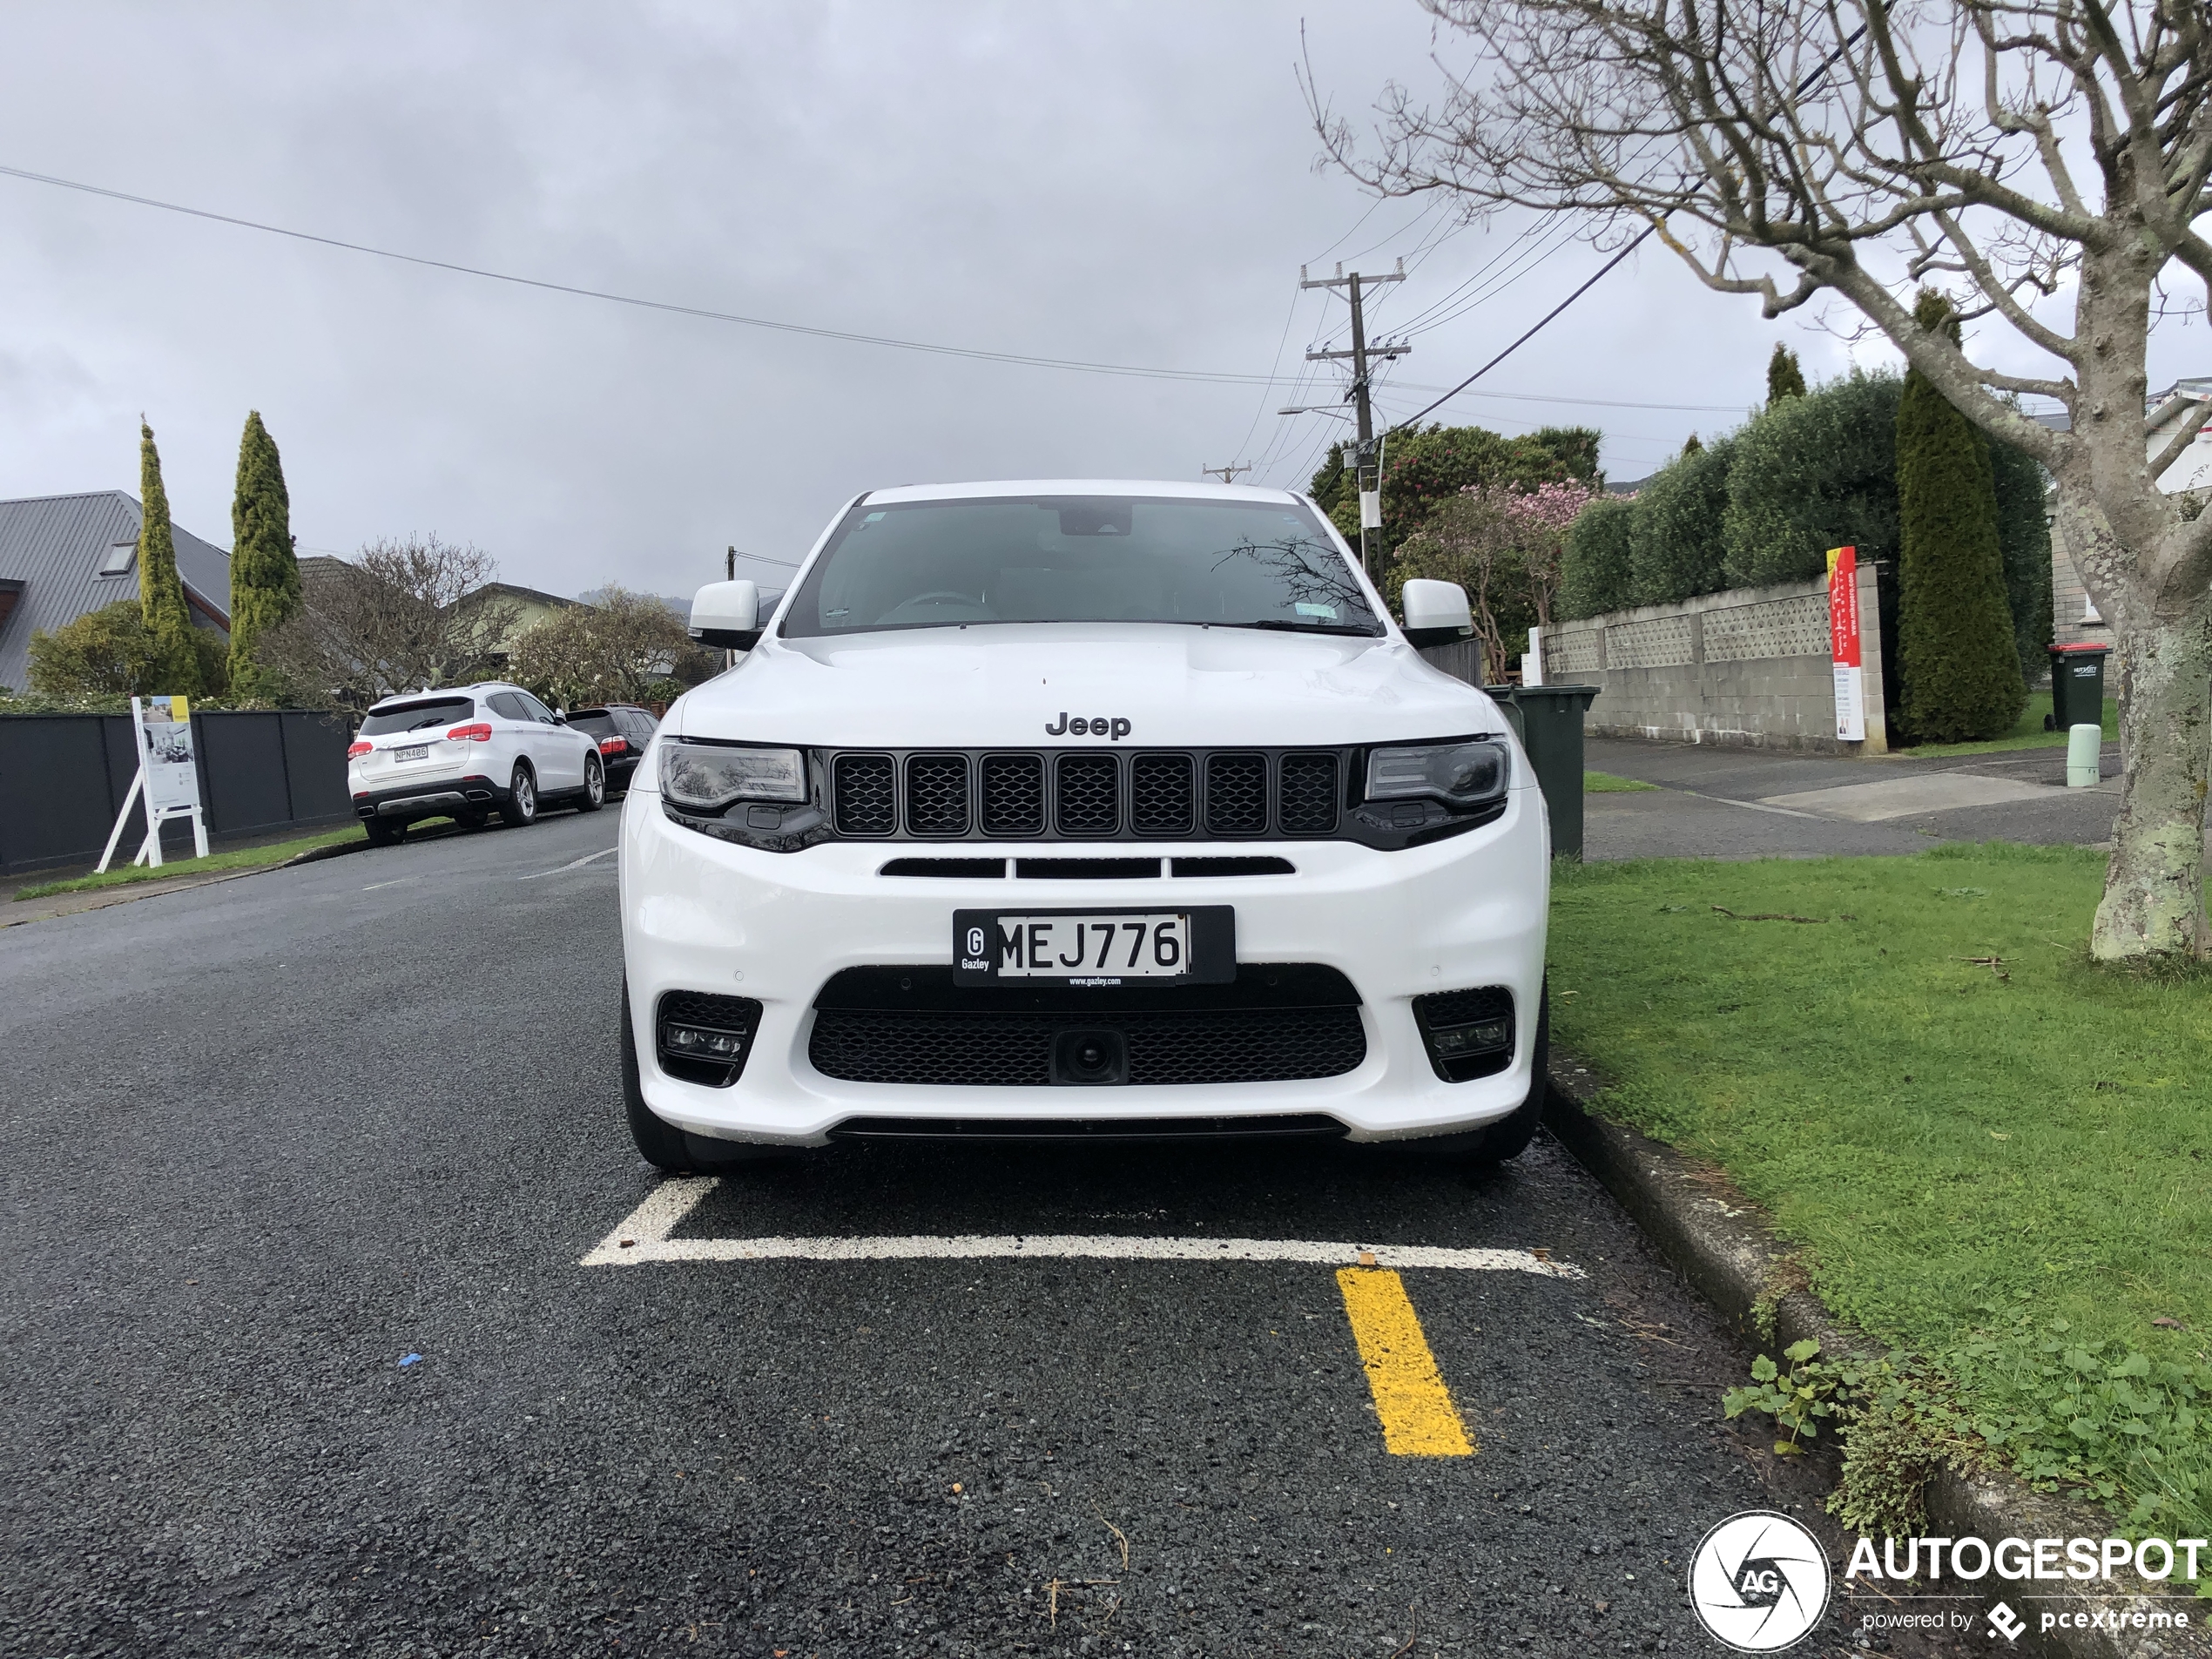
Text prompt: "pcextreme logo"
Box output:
[[1687, 1511, 1831, 1652]]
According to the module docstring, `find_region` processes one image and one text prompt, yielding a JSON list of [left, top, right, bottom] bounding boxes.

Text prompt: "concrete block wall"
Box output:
[[1540, 565, 1888, 754]]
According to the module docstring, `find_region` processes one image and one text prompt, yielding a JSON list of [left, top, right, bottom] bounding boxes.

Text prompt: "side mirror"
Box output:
[[1400, 578, 1474, 649], [690, 579, 762, 651]]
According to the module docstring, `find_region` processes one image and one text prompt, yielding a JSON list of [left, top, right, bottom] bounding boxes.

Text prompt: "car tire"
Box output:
[[364, 817, 403, 847], [500, 764, 538, 827], [577, 752, 605, 813], [1461, 981, 1550, 1167], [619, 981, 793, 1173]]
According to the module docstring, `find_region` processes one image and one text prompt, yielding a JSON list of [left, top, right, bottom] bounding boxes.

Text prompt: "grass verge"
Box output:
[[1585, 770, 1660, 792], [13, 825, 367, 900], [1896, 690, 2118, 758], [1549, 844, 2212, 1538]]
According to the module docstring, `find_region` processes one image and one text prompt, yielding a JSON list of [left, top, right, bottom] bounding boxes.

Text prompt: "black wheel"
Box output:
[[619, 981, 792, 1173], [500, 764, 538, 827], [577, 752, 605, 813], [364, 817, 402, 847], [1465, 982, 1551, 1166]]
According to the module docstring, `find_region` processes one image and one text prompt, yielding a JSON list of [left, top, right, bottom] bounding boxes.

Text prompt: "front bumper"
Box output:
[[618, 783, 1549, 1146]]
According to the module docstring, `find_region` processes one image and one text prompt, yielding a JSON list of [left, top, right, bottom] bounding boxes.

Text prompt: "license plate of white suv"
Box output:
[[952, 907, 1235, 986], [395, 745, 429, 762]]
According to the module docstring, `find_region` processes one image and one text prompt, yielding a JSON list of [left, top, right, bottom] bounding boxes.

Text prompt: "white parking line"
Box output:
[[579, 1177, 1586, 1278], [519, 846, 618, 880]]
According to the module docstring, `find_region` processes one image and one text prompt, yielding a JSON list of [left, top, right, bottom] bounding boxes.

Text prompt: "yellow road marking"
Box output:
[[1336, 1266, 1474, 1457]]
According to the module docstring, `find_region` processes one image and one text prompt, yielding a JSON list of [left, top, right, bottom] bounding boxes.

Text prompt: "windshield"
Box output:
[[360, 697, 475, 736], [567, 711, 620, 738], [780, 496, 1383, 638]]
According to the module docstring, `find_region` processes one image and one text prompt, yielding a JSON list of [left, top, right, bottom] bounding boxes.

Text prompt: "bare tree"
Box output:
[[259, 536, 520, 709], [1318, 0, 2212, 961]]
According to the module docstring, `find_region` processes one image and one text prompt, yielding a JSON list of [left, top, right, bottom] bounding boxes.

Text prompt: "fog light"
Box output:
[[666, 1024, 745, 1058], [653, 990, 763, 1088], [1429, 1018, 1510, 1058]]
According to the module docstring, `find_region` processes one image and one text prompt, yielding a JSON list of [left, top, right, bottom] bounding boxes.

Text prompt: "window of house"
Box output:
[[99, 542, 137, 577]]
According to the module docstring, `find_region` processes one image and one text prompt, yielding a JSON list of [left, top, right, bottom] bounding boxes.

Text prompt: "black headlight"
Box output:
[[1364, 740, 1510, 810]]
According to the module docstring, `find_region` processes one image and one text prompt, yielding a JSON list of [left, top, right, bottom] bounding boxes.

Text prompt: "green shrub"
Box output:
[[1723, 369, 1902, 587], [1897, 293, 2027, 742], [1989, 438, 2054, 682], [1627, 436, 1735, 605], [1559, 495, 1637, 618], [27, 602, 164, 696]]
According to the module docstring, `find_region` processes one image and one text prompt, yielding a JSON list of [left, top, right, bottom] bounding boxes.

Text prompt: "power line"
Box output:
[[1395, 18, 1875, 432], [1393, 230, 1653, 430], [0, 161, 1290, 388]]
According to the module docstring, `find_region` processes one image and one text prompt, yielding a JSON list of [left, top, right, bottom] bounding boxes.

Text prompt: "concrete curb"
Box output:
[[1544, 1052, 2210, 1659]]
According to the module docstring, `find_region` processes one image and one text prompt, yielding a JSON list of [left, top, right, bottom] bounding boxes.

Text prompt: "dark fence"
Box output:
[[0, 710, 354, 878]]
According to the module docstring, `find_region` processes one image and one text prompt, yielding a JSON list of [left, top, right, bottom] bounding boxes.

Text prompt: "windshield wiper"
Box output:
[[1215, 619, 1383, 637]]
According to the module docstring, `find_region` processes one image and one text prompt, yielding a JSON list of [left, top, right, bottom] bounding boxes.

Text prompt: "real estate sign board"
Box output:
[[1826, 545, 1865, 743]]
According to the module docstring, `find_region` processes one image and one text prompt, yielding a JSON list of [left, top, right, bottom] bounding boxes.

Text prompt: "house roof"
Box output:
[[0, 491, 231, 694]]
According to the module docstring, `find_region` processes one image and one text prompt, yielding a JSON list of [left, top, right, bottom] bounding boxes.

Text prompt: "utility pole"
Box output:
[[725, 547, 738, 670], [1299, 260, 1408, 583], [1201, 462, 1252, 485]]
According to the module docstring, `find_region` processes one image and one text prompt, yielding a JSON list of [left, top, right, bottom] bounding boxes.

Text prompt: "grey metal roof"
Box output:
[[0, 491, 231, 693]]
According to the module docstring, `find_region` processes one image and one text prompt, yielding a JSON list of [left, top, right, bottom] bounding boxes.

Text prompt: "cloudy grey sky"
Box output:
[[1, 3, 2178, 603]]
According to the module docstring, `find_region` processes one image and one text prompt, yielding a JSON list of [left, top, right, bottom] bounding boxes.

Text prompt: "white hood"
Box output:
[[671, 623, 1504, 749]]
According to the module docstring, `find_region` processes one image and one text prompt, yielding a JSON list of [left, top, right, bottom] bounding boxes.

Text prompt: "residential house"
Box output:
[[2047, 376, 2212, 658], [0, 491, 230, 694], [453, 582, 583, 671]]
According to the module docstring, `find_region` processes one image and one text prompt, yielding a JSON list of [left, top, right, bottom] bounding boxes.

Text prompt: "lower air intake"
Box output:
[[808, 1005, 1367, 1087]]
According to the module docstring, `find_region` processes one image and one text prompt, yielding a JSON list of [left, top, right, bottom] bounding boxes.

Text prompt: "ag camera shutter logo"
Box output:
[[1688, 1511, 1831, 1651]]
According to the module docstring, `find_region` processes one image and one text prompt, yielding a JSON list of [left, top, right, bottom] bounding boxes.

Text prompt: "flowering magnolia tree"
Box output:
[[1393, 479, 1602, 672]]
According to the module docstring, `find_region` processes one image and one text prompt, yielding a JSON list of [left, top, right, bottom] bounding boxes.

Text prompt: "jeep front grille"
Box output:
[[825, 746, 1348, 842]]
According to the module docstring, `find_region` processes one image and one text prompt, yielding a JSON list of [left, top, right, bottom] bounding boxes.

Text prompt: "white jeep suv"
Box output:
[[617, 481, 1549, 1170], [348, 681, 605, 843]]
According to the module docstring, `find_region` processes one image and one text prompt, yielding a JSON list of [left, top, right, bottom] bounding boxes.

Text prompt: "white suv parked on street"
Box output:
[[617, 481, 1549, 1170], [348, 681, 605, 844]]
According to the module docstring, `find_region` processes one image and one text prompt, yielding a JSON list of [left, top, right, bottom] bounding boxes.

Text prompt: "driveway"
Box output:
[[1584, 737, 2125, 861]]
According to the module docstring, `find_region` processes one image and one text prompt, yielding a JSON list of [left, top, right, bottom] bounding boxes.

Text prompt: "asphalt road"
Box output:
[[3, 805, 1933, 1658]]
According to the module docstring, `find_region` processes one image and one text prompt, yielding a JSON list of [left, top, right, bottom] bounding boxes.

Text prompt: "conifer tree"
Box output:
[[226, 410, 299, 695], [136, 420, 199, 694], [1766, 342, 1806, 404], [1680, 432, 1703, 455], [1895, 293, 2026, 742]]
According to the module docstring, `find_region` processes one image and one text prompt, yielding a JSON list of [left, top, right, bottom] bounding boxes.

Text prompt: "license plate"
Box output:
[[395, 745, 429, 763], [952, 907, 1235, 987]]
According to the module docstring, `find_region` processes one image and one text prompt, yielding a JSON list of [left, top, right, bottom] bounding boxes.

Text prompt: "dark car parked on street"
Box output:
[[566, 705, 660, 794]]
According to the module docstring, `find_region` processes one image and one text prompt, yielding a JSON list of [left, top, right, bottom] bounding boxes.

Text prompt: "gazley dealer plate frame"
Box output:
[[952, 907, 1237, 987]]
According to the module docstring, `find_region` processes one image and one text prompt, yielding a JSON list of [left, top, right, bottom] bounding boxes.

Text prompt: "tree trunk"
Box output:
[[2090, 588, 2212, 960]]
